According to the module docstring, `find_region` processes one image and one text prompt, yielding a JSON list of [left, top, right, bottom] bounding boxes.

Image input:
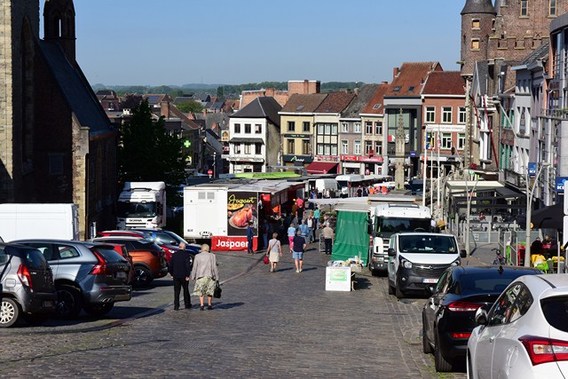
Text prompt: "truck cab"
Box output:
[[117, 182, 166, 229], [369, 203, 432, 275]]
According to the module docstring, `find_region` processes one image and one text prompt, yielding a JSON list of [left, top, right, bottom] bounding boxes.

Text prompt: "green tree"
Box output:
[[119, 100, 188, 187], [176, 100, 204, 114]]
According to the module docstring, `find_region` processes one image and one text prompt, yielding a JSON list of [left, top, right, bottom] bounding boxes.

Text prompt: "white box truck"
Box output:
[[0, 203, 79, 242], [117, 182, 166, 229]]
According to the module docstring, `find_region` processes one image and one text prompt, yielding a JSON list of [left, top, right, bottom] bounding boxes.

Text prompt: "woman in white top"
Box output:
[[266, 232, 282, 273]]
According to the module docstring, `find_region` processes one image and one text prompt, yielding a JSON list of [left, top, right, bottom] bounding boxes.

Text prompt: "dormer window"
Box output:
[[393, 86, 401, 92]]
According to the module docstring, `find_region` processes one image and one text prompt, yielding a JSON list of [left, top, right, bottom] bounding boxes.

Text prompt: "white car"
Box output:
[[467, 274, 568, 379]]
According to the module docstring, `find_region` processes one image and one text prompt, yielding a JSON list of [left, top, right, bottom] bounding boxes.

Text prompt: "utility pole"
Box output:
[[464, 78, 472, 170]]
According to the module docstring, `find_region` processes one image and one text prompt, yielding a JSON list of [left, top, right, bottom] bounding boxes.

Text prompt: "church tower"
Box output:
[[460, 0, 496, 78], [43, 0, 76, 62]]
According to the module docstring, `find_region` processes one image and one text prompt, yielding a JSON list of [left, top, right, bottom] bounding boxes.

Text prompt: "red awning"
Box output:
[[306, 161, 338, 174]]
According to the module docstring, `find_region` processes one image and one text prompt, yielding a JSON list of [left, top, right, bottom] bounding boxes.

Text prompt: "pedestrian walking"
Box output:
[[306, 214, 314, 244], [292, 228, 307, 273], [191, 244, 219, 311], [322, 222, 334, 255], [261, 218, 271, 251], [313, 206, 320, 241], [299, 219, 310, 243], [246, 221, 254, 254], [168, 241, 192, 310], [266, 232, 282, 272], [287, 223, 296, 247], [296, 197, 305, 223]]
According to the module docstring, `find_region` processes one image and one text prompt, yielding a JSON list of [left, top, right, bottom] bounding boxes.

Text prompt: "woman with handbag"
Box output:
[[266, 232, 282, 273], [190, 244, 219, 310]]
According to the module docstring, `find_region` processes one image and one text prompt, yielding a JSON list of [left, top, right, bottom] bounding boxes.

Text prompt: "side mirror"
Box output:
[[387, 247, 396, 257], [460, 249, 467, 258], [425, 285, 434, 295], [474, 307, 488, 326]]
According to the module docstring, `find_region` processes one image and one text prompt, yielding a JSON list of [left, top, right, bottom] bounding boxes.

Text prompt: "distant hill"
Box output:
[[91, 81, 365, 99]]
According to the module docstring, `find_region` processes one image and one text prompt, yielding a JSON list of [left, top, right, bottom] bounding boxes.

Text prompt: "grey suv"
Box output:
[[0, 243, 57, 327], [13, 239, 132, 319]]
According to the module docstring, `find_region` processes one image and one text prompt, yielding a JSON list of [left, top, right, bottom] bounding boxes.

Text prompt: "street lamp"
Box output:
[[524, 162, 550, 267]]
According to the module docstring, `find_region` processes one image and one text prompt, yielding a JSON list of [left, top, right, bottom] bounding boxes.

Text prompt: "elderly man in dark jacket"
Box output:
[[169, 242, 193, 310]]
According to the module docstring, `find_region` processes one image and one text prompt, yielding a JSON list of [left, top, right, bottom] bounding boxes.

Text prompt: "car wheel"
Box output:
[[395, 274, 405, 299], [134, 265, 153, 287], [388, 282, 395, 295], [84, 302, 114, 317], [434, 333, 453, 372], [422, 315, 433, 354], [0, 298, 20, 327], [56, 284, 82, 319]]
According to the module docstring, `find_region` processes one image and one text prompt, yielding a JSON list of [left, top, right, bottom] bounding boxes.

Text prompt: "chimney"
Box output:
[[160, 101, 170, 117]]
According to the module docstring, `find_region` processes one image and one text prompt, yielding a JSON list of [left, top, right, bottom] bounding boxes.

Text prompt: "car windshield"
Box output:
[[398, 235, 457, 254], [541, 296, 568, 333], [0, 247, 9, 265], [117, 202, 157, 218], [377, 217, 431, 236]]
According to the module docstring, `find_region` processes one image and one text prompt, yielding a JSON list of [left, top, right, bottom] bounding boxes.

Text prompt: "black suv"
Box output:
[[0, 244, 57, 327]]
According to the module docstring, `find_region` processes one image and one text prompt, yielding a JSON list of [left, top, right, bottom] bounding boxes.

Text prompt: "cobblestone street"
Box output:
[[0, 244, 466, 378]]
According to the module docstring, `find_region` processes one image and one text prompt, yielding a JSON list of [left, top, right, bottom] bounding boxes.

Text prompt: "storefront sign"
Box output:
[[282, 154, 313, 163], [340, 155, 383, 163], [314, 155, 340, 162], [211, 236, 258, 252]]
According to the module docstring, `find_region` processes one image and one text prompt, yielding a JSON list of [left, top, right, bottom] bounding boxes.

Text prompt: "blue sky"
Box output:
[[47, 0, 465, 86]]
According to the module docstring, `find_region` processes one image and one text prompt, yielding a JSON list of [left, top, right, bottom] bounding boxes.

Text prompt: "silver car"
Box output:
[[12, 239, 132, 319], [0, 243, 57, 327]]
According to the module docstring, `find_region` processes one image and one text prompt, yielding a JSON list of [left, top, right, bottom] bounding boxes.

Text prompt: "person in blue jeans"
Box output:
[[299, 220, 310, 243], [292, 229, 307, 273], [246, 221, 254, 254]]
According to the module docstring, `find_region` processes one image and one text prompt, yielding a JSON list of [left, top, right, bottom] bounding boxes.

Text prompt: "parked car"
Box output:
[[387, 232, 466, 298], [129, 228, 200, 264], [103, 242, 135, 285], [467, 274, 568, 378], [91, 236, 168, 287], [422, 265, 541, 372], [0, 243, 57, 327], [11, 239, 132, 318], [99, 229, 199, 265]]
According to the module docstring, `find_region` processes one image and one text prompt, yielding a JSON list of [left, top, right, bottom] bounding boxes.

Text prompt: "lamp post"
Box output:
[[524, 162, 550, 267]]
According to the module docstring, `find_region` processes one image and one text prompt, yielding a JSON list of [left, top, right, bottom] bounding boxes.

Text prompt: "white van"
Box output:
[[314, 179, 338, 198], [387, 233, 466, 298]]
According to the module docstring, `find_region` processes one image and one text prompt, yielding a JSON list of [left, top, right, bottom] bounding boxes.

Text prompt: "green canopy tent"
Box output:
[[331, 206, 371, 265]]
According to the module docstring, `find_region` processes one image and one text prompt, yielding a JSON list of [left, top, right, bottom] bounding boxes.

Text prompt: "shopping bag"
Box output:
[[263, 255, 270, 265], [213, 281, 222, 298]]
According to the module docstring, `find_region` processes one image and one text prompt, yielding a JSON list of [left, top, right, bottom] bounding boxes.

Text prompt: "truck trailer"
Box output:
[[0, 203, 79, 242], [183, 180, 304, 251]]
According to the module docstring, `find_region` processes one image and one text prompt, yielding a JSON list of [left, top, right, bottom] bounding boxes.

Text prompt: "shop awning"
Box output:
[[306, 161, 338, 174]]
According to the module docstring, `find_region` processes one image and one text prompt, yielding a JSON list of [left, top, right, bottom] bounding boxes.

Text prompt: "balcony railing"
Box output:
[[543, 108, 568, 119]]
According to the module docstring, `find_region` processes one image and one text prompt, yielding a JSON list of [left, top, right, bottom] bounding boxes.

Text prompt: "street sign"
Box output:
[[557, 177, 568, 195], [528, 162, 537, 177]]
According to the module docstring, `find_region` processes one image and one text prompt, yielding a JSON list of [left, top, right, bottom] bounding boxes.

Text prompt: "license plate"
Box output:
[[43, 300, 55, 308], [116, 271, 127, 279], [423, 278, 438, 284]]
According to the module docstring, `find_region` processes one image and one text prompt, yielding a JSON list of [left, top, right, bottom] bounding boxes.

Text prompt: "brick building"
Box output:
[[0, 0, 118, 238]]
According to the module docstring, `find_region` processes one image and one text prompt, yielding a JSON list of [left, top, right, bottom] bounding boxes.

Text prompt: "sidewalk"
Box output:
[[462, 242, 503, 266]]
